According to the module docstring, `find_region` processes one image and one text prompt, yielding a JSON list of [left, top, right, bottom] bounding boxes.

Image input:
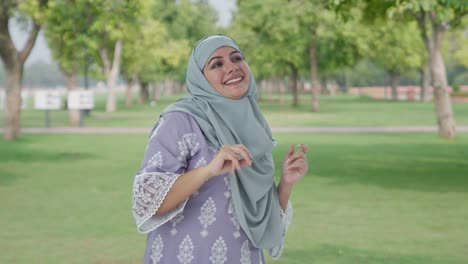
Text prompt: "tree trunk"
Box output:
[[341, 69, 350, 93], [277, 76, 286, 103], [309, 40, 320, 112], [139, 81, 149, 104], [289, 64, 299, 107], [152, 82, 161, 102], [65, 70, 80, 126], [99, 39, 122, 113], [4, 64, 23, 140], [267, 78, 273, 102], [389, 70, 400, 101], [125, 74, 138, 108], [416, 11, 432, 102], [0, 11, 42, 140], [419, 63, 431, 101], [430, 24, 456, 139]]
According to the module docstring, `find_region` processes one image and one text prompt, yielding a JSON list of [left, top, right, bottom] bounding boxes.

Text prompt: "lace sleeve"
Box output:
[[132, 112, 203, 233], [267, 200, 293, 259], [132, 172, 188, 233]]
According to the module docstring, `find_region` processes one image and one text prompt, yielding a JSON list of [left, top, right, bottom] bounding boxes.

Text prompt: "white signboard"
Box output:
[[0, 90, 28, 109], [34, 90, 62, 110], [22, 91, 28, 109], [68, 90, 94, 110]]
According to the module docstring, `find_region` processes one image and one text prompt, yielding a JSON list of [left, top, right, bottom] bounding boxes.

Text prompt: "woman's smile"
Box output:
[[203, 46, 250, 99]]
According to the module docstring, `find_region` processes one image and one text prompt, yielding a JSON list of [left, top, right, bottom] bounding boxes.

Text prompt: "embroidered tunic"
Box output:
[[132, 112, 292, 264]]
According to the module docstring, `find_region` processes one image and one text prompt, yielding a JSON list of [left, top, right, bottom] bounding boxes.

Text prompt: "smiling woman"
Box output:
[[132, 34, 309, 264], [202, 47, 250, 99]]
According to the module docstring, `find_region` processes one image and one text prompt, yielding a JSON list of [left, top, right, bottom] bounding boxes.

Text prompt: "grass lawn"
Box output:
[[1, 133, 467, 263], [2, 92, 468, 128]]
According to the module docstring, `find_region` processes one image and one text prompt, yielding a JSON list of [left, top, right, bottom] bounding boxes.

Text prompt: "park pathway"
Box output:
[[2, 126, 468, 134]]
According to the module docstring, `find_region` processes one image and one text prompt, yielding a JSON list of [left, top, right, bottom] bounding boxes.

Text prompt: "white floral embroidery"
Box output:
[[241, 240, 251, 264], [178, 133, 200, 162], [227, 198, 234, 214], [210, 236, 227, 264], [227, 199, 241, 238], [223, 176, 231, 198], [150, 234, 163, 263], [132, 172, 187, 233], [195, 156, 207, 168], [208, 144, 218, 154], [146, 151, 163, 170], [177, 235, 194, 264], [169, 212, 185, 236], [230, 212, 241, 238], [149, 117, 166, 141], [199, 197, 217, 237]]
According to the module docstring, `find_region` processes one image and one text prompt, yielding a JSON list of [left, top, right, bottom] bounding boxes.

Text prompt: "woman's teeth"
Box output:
[[224, 77, 242, 85]]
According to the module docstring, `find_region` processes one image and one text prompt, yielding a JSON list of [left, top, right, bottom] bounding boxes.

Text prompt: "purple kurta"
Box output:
[[132, 112, 292, 264]]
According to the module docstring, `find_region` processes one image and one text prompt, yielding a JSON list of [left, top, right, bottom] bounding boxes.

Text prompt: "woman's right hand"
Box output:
[[204, 144, 253, 179]]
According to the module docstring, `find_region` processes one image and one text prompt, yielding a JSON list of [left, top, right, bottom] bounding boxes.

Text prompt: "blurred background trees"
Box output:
[[1, 0, 467, 140]]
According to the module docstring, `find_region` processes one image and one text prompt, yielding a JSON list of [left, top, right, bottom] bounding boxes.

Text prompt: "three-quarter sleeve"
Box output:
[[132, 112, 202, 233], [267, 200, 293, 259]]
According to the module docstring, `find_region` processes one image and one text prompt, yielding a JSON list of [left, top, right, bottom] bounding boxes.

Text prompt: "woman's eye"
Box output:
[[211, 62, 223, 69], [232, 56, 243, 62]]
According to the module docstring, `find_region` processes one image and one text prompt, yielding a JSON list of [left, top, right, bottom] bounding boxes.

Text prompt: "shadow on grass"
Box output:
[[0, 138, 95, 186], [312, 143, 468, 193], [279, 244, 463, 264]]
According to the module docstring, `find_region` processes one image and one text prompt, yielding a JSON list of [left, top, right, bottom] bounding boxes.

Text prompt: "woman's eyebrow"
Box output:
[[207, 56, 222, 65], [207, 51, 241, 65]]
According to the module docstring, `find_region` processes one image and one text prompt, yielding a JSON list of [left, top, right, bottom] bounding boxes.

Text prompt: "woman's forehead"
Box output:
[[208, 46, 240, 58]]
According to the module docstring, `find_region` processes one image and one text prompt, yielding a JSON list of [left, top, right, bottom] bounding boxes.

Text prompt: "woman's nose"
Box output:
[[225, 61, 238, 73]]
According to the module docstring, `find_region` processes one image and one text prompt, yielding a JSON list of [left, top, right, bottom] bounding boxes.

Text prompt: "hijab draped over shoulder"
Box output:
[[162, 34, 282, 249]]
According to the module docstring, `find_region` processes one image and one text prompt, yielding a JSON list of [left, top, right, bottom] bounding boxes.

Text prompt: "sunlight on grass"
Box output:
[[2, 92, 468, 128], [1, 133, 467, 263]]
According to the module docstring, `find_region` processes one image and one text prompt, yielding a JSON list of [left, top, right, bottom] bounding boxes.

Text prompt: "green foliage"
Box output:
[[45, 0, 93, 74], [366, 20, 423, 74], [231, 0, 365, 81]]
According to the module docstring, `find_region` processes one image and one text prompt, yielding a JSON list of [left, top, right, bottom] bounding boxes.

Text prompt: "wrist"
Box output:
[[198, 165, 214, 181], [278, 179, 294, 196]]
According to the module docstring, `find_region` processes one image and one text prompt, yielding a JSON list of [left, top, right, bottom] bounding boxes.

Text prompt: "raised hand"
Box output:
[[204, 144, 253, 179], [281, 144, 309, 186]]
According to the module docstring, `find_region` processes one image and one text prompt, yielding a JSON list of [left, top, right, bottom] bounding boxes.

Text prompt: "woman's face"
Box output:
[[202, 46, 250, 99]]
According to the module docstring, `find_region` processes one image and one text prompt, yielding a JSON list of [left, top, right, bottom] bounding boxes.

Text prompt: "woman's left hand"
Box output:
[[281, 144, 309, 186]]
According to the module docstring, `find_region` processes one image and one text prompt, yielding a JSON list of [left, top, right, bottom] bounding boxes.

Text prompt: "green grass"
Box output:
[[2, 92, 468, 128], [1, 133, 467, 263]]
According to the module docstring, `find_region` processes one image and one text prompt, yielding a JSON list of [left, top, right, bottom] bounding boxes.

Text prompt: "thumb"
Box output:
[[285, 144, 294, 160]]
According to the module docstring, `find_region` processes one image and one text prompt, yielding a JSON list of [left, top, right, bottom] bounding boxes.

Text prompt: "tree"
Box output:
[[366, 20, 423, 100], [331, 0, 468, 138], [0, 0, 48, 140], [231, 0, 364, 109], [45, 0, 92, 125]]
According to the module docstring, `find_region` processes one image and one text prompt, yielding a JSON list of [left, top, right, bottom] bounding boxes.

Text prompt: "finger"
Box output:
[[232, 146, 252, 164], [285, 144, 294, 162], [297, 144, 308, 154], [288, 152, 305, 164], [288, 144, 295, 156], [224, 152, 242, 171], [290, 158, 307, 168], [235, 144, 253, 159], [238, 159, 251, 167]]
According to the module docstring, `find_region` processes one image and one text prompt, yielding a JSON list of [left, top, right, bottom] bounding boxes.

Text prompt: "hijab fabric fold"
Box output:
[[162, 35, 282, 249]]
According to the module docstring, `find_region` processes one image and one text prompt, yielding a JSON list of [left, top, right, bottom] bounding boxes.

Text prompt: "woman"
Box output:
[[132, 34, 308, 264]]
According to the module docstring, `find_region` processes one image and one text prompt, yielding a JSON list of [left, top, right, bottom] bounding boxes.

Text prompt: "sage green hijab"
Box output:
[[162, 34, 282, 249]]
